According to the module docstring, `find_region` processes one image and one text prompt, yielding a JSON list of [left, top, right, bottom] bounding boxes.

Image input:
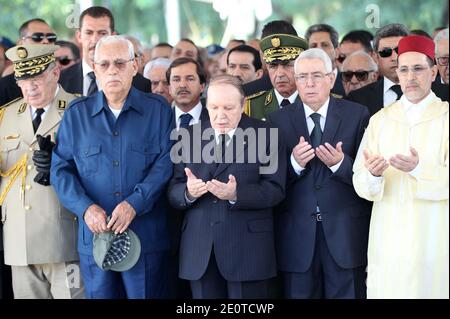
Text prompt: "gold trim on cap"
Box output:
[[263, 47, 304, 63]]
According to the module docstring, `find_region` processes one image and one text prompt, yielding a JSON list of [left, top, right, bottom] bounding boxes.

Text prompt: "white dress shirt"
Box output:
[[174, 101, 203, 129], [383, 76, 400, 107], [274, 89, 298, 108]]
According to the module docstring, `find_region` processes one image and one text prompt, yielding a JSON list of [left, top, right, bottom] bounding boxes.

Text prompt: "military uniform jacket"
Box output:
[[244, 88, 301, 121], [0, 87, 79, 266]]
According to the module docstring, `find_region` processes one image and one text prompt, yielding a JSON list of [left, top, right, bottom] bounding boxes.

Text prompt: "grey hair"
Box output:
[[434, 28, 449, 54], [373, 23, 409, 51], [143, 58, 171, 79], [342, 50, 378, 72], [207, 74, 245, 106], [294, 48, 333, 74], [94, 35, 135, 61]]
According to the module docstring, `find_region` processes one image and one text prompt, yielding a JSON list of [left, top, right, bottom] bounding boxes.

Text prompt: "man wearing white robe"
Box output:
[[353, 35, 449, 299]]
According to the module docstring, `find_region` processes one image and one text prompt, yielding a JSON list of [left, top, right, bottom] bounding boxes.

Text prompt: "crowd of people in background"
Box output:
[[0, 5, 448, 300]]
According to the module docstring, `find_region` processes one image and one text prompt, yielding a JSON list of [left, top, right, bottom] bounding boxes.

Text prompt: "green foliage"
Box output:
[[0, 0, 446, 46]]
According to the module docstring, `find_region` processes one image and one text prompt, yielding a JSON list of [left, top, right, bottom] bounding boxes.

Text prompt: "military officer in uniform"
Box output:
[[244, 34, 308, 120], [0, 44, 84, 298]]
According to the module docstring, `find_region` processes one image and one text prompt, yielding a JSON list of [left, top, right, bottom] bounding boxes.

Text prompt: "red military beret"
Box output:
[[398, 35, 435, 61]]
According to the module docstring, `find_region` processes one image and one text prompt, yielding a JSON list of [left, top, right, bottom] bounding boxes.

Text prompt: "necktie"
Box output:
[[87, 71, 98, 96], [391, 84, 403, 100], [217, 134, 230, 163], [310, 113, 322, 148], [280, 99, 291, 107], [32, 108, 45, 133], [179, 113, 193, 129]]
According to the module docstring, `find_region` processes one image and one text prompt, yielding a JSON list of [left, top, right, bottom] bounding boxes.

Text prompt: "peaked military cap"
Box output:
[[5, 44, 59, 80], [260, 34, 308, 64]]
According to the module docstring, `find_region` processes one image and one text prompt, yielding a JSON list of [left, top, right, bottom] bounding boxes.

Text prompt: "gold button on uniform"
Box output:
[[25, 205, 31, 210]]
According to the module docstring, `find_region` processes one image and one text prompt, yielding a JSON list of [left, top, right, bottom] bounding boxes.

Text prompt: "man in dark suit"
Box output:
[[0, 18, 56, 106], [168, 75, 286, 299], [305, 23, 345, 97], [58, 6, 150, 96], [165, 57, 210, 298], [267, 48, 371, 299]]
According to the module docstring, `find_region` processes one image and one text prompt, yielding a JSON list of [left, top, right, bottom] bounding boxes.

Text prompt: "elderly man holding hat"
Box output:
[[244, 33, 308, 121], [353, 35, 449, 298], [0, 44, 83, 298]]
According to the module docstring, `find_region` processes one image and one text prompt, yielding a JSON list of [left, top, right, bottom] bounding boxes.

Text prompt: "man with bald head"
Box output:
[[341, 51, 378, 96]]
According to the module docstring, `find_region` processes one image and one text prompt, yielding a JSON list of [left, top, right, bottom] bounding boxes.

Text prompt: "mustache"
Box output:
[[176, 89, 191, 95]]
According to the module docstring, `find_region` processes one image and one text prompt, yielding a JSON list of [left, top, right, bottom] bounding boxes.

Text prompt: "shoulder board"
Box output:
[[331, 93, 343, 99], [0, 97, 21, 110], [246, 91, 266, 100]]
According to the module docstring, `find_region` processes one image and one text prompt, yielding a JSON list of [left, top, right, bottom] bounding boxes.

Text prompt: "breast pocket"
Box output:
[[131, 143, 161, 169], [76, 145, 101, 178], [1, 139, 21, 168]]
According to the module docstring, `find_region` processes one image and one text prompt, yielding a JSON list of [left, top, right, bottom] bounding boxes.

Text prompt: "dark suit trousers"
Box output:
[[282, 222, 366, 299], [190, 251, 270, 299]]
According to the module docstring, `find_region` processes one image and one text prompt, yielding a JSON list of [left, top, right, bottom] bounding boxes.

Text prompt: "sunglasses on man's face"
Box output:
[[56, 56, 73, 66], [378, 47, 398, 58], [342, 70, 373, 82], [22, 32, 57, 43]]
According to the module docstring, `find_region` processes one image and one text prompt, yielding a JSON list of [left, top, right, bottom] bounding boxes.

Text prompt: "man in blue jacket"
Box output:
[[51, 35, 174, 299]]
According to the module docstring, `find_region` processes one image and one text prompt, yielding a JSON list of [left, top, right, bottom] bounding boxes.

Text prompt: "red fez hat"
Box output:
[[398, 35, 435, 61]]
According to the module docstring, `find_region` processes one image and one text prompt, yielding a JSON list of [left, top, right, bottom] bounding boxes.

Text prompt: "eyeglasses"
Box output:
[[94, 58, 134, 72], [342, 70, 374, 82], [22, 32, 57, 43], [378, 47, 398, 58], [337, 54, 347, 64], [295, 72, 331, 84], [436, 56, 449, 66], [56, 56, 73, 66], [397, 65, 430, 76]]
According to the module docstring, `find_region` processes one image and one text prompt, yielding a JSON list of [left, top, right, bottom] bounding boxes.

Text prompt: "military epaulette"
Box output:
[[331, 93, 343, 99], [264, 91, 273, 106], [0, 97, 21, 110], [246, 90, 266, 100]]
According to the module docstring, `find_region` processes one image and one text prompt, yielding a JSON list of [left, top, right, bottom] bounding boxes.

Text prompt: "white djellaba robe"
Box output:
[[353, 92, 449, 299]]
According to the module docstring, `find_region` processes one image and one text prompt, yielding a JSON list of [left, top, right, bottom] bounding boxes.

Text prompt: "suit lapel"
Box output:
[[374, 79, 384, 112], [33, 98, 64, 145], [321, 97, 341, 145], [289, 101, 311, 144], [16, 104, 35, 147], [213, 116, 250, 178]]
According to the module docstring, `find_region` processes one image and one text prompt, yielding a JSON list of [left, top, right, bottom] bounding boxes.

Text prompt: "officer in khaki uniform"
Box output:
[[244, 34, 308, 121], [0, 44, 84, 298]]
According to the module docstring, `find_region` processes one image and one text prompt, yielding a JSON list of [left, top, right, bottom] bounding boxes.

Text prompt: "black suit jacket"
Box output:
[[243, 73, 272, 96], [267, 97, 371, 272], [346, 78, 449, 116], [59, 62, 151, 95], [0, 74, 22, 106], [331, 71, 345, 97], [167, 105, 210, 255], [167, 115, 286, 281]]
